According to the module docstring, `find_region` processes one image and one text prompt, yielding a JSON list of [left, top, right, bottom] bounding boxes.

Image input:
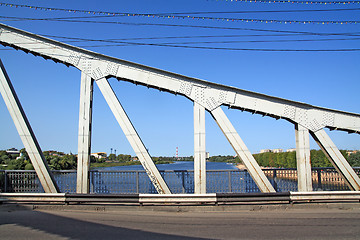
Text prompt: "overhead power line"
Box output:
[[211, 0, 360, 4], [4, 34, 358, 45], [42, 34, 360, 45], [156, 8, 360, 14], [44, 34, 360, 42], [1, 43, 359, 52], [2, 16, 360, 36], [0, 2, 359, 25], [1, 0, 359, 15], [83, 43, 360, 51], [1, 30, 359, 52]]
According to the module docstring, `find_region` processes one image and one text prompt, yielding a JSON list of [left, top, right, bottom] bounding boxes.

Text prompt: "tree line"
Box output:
[[209, 150, 360, 168], [0, 149, 78, 170], [1, 149, 360, 170], [0, 150, 177, 170]]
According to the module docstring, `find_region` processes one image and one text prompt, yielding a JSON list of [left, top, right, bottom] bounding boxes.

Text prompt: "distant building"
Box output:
[[346, 150, 359, 156], [6, 148, 22, 159], [260, 148, 284, 154], [91, 152, 107, 159], [6, 148, 20, 155], [132, 156, 139, 162], [47, 150, 65, 156], [272, 149, 283, 153], [286, 148, 296, 153], [260, 149, 272, 153]]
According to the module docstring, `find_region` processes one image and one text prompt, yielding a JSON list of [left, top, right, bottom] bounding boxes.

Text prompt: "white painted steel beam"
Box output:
[[0, 193, 66, 202], [76, 72, 94, 193], [311, 129, 360, 191], [139, 194, 217, 204], [0, 59, 58, 193], [290, 191, 360, 202], [95, 77, 171, 194], [1, 23, 360, 136], [210, 107, 276, 193], [194, 102, 206, 194], [295, 124, 313, 192]]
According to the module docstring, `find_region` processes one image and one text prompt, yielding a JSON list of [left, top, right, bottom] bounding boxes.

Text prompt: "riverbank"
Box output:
[[90, 160, 174, 169], [236, 164, 349, 187], [90, 161, 141, 169]]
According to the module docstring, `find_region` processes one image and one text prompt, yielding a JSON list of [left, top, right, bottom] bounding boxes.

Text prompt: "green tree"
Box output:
[[108, 153, 116, 161], [59, 154, 77, 169], [24, 162, 34, 170], [0, 151, 11, 164], [117, 154, 131, 162], [19, 148, 29, 159], [348, 152, 360, 167]]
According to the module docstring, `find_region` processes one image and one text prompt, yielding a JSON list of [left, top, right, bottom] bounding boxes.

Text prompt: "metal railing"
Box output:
[[0, 168, 359, 194]]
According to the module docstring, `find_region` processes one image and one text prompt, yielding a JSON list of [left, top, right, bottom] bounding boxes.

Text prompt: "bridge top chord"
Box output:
[[0, 22, 360, 134]]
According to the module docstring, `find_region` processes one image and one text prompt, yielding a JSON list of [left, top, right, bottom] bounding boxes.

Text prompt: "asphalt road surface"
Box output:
[[1, 204, 360, 240]]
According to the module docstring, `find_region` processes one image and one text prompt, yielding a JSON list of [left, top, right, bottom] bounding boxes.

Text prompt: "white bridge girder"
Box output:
[[76, 72, 94, 193], [1, 23, 360, 193], [194, 102, 206, 194], [295, 124, 312, 192]]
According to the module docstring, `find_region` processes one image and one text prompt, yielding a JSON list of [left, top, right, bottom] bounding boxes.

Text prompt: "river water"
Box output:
[[97, 161, 238, 171], [50, 161, 301, 194], [89, 161, 293, 194]]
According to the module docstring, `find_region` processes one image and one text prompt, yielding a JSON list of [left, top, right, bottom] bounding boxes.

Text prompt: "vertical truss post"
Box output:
[[76, 72, 93, 193], [295, 124, 312, 192], [0, 59, 59, 193], [210, 107, 275, 193], [95, 77, 171, 194], [311, 129, 360, 191], [194, 102, 206, 194]]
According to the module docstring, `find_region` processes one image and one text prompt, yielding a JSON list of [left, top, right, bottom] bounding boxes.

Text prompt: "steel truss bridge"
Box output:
[[0, 23, 359, 200]]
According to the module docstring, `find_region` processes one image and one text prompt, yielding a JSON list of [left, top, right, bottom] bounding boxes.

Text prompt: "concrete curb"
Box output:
[[1, 201, 360, 213]]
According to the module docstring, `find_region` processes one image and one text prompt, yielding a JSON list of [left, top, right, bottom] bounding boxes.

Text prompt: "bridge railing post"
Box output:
[[90, 171, 94, 193], [228, 171, 232, 193], [317, 169, 322, 190], [273, 169, 278, 192], [136, 171, 139, 194], [182, 171, 186, 193], [4, 170, 8, 193]]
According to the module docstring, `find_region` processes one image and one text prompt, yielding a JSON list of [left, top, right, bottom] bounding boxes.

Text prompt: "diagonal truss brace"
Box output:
[[311, 129, 360, 191], [210, 107, 275, 193], [0, 59, 59, 193], [95, 77, 171, 194]]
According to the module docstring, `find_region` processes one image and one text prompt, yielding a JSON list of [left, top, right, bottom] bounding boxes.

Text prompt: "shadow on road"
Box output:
[[0, 205, 206, 240]]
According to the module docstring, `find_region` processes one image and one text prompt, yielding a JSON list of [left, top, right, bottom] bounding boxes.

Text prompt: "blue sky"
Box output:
[[0, 0, 359, 157]]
